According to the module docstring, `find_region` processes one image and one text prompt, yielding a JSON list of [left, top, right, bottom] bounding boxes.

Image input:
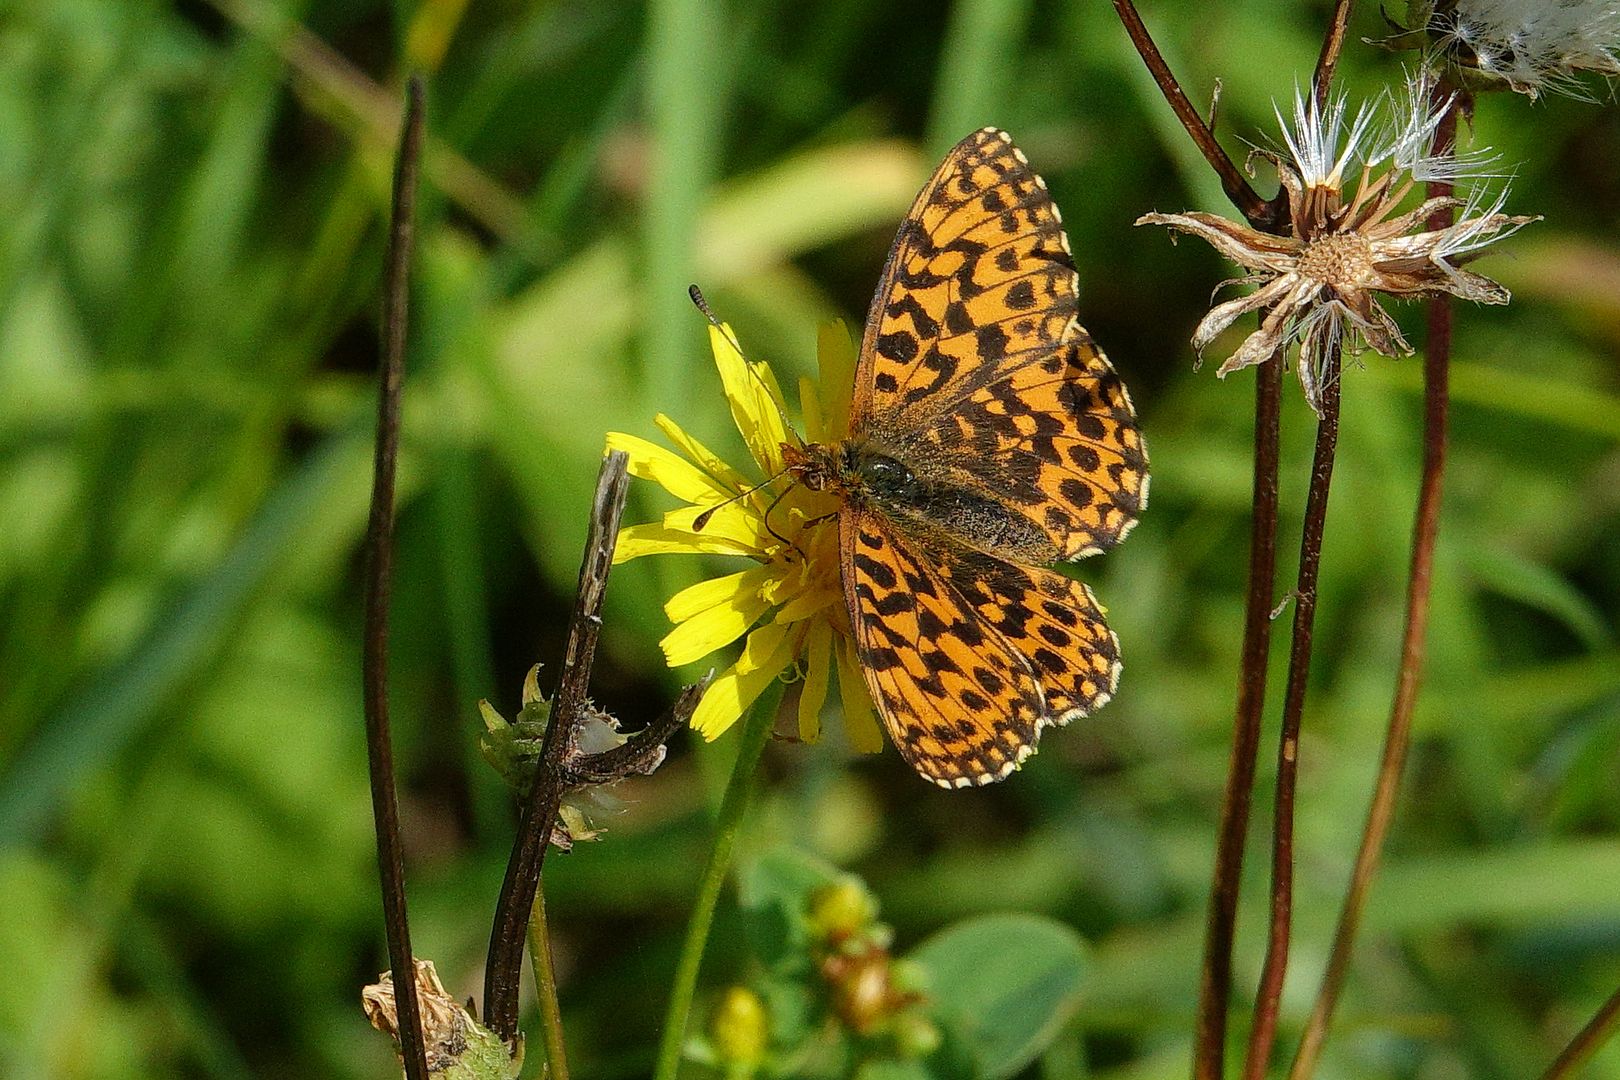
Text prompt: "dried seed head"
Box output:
[[1403, 0, 1620, 98], [1139, 74, 1537, 414], [1297, 233, 1378, 291]]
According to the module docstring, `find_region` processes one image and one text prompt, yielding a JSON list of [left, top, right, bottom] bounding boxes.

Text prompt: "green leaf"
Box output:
[[853, 1060, 935, 1080], [1371, 840, 1620, 930], [736, 847, 843, 972], [906, 915, 1088, 1080], [1460, 544, 1612, 650]]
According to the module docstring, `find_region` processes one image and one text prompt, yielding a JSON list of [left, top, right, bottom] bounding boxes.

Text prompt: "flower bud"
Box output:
[[806, 878, 877, 943], [891, 1011, 943, 1059], [710, 986, 768, 1071]]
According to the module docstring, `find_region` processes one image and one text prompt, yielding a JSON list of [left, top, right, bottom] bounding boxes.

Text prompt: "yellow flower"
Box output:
[[607, 321, 882, 752]]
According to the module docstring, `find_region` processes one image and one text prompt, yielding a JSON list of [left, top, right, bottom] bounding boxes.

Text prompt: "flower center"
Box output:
[[1296, 232, 1375, 291]]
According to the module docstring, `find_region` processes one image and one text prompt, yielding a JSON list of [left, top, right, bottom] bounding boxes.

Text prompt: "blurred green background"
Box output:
[[2, 0, 1618, 1076]]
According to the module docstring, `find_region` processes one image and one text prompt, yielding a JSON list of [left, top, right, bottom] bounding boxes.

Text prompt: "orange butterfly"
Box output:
[[784, 128, 1148, 788]]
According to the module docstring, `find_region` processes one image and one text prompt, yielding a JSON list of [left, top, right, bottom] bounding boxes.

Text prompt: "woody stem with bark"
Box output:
[[1243, 347, 1343, 1080], [484, 451, 631, 1042], [1285, 87, 1459, 1080]]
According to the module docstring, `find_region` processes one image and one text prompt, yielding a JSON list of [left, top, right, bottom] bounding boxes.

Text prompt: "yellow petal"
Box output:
[[798, 621, 833, 742], [605, 432, 728, 504], [691, 621, 796, 739], [614, 523, 756, 562], [800, 376, 825, 444], [653, 413, 753, 493], [710, 323, 792, 474], [772, 582, 841, 625], [662, 503, 771, 553], [665, 565, 772, 622], [817, 320, 857, 441], [661, 586, 773, 667], [748, 359, 793, 465], [834, 635, 884, 753]]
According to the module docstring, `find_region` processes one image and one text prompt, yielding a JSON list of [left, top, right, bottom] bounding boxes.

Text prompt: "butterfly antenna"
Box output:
[[756, 481, 809, 556], [692, 464, 791, 532], [688, 283, 805, 448], [688, 284, 743, 353]]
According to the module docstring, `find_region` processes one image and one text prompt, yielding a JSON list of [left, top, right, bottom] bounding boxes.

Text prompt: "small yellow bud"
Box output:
[[891, 1011, 942, 1059], [710, 986, 768, 1069], [888, 958, 929, 996], [806, 878, 876, 943]]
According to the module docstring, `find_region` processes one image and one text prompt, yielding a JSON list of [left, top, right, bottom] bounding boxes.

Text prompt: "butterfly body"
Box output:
[[786, 437, 1059, 565], [798, 127, 1147, 788]]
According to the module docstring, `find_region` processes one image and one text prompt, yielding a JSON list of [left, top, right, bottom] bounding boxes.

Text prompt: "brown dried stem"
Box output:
[[1242, 346, 1342, 1080], [361, 75, 429, 1080], [481, 452, 707, 1044], [482, 452, 629, 1041], [1184, 5, 1353, 1077], [1284, 86, 1457, 1080], [1111, 0, 1276, 228], [1193, 349, 1284, 1080], [1312, 0, 1355, 110], [1537, 983, 1620, 1080]]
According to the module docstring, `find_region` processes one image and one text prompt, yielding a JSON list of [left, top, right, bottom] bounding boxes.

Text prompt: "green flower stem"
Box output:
[[525, 886, 569, 1080], [652, 680, 785, 1080]]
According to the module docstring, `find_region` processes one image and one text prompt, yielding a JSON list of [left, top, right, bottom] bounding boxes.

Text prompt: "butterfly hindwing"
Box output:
[[842, 509, 1044, 787], [841, 507, 1122, 785], [933, 543, 1121, 724]]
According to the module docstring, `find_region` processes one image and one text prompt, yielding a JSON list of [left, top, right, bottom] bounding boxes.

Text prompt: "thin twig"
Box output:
[[1286, 83, 1459, 1080], [1243, 347, 1343, 1080], [1111, 0, 1276, 228], [563, 683, 707, 785], [483, 451, 631, 1042], [526, 888, 570, 1080], [361, 75, 429, 1080], [1193, 348, 1284, 1080], [1312, 0, 1355, 110], [1537, 983, 1620, 1080]]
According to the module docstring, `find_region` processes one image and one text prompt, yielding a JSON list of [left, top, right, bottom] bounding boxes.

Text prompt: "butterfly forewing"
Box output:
[[853, 128, 1081, 434]]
